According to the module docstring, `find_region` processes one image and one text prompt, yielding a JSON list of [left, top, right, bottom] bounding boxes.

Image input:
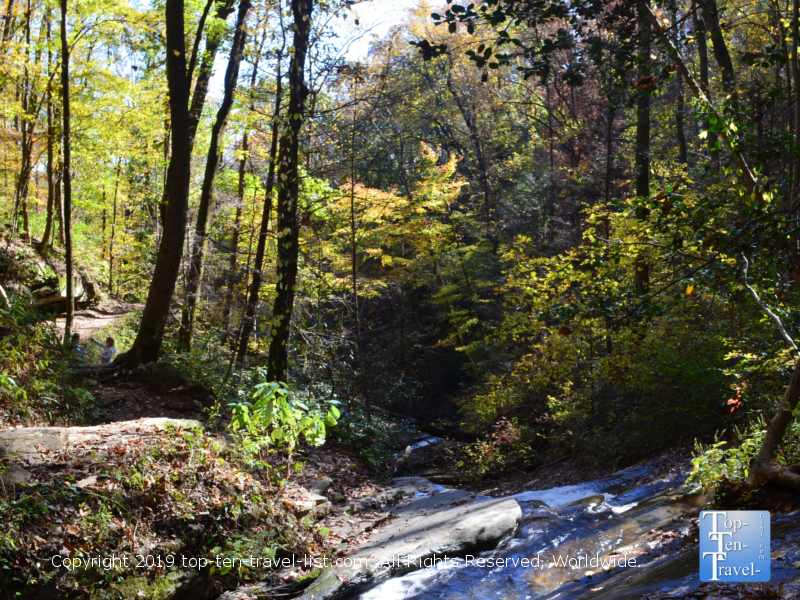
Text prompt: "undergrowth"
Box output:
[[0, 299, 96, 427], [0, 426, 323, 598]]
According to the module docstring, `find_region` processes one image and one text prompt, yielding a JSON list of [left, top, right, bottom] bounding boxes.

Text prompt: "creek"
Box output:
[[345, 465, 800, 600]]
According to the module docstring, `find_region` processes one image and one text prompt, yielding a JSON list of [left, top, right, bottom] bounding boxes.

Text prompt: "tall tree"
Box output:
[[60, 0, 73, 340], [266, 0, 313, 382], [692, 0, 716, 163], [158, 0, 235, 225], [41, 12, 55, 247], [228, 25, 270, 344], [116, 0, 191, 366], [236, 54, 282, 363], [633, 1, 651, 293], [178, 0, 250, 350]]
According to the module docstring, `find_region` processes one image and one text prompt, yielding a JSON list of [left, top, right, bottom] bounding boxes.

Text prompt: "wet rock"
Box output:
[[566, 494, 605, 507], [427, 472, 470, 485], [297, 477, 521, 600], [518, 499, 550, 509]]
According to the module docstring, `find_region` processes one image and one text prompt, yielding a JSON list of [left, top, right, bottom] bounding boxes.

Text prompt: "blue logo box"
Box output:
[[699, 510, 770, 582]]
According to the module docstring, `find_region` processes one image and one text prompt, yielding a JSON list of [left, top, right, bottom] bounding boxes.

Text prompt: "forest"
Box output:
[[1, 0, 800, 598]]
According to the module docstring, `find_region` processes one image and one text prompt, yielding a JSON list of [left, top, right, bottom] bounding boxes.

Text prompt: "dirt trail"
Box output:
[[55, 299, 142, 340]]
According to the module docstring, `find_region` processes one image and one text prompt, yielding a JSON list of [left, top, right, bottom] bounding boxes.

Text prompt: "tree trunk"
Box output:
[[791, 0, 800, 207], [603, 104, 615, 242], [158, 0, 234, 225], [1, 0, 14, 49], [222, 136, 246, 333], [178, 0, 250, 351], [349, 104, 370, 419], [12, 0, 32, 241], [187, 0, 235, 146], [748, 356, 800, 490], [60, 0, 73, 340], [42, 14, 55, 248], [237, 56, 283, 363], [108, 160, 121, 293], [643, 6, 761, 196], [116, 0, 191, 366], [673, 10, 687, 165], [702, 0, 736, 98], [634, 0, 651, 293], [266, 0, 313, 382], [55, 150, 64, 246], [692, 1, 717, 163], [187, 0, 214, 84]]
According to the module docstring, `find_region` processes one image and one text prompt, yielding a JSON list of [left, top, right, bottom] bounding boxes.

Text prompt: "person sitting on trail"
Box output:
[[91, 336, 116, 365], [70, 332, 86, 360]]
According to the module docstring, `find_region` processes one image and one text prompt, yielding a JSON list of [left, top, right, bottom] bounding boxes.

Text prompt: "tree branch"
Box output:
[[741, 253, 799, 353]]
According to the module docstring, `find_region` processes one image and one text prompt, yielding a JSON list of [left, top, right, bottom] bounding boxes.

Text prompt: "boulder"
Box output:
[[0, 464, 32, 484], [0, 428, 66, 458], [149, 362, 186, 393], [0, 418, 202, 460], [131, 361, 155, 382], [347, 477, 438, 512], [307, 476, 333, 495], [286, 488, 332, 520], [295, 478, 521, 600]]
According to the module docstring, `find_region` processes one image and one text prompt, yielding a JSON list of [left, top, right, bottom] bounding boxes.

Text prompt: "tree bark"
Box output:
[[266, 0, 313, 382], [12, 0, 32, 241], [188, 0, 235, 145], [158, 0, 235, 225], [222, 136, 246, 332], [108, 160, 121, 293], [42, 12, 55, 248], [791, 0, 800, 207], [748, 356, 800, 490], [348, 92, 370, 419], [672, 10, 687, 165], [60, 0, 73, 340], [702, 0, 736, 98], [116, 0, 191, 366], [692, 1, 717, 163], [1, 0, 14, 49], [644, 6, 761, 196], [634, 1, 651, 293], [187, 0, 214, 85], [178, 0, 250, 351], [237, 55, 284, 363]]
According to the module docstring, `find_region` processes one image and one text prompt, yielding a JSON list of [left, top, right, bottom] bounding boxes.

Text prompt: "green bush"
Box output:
[[229, 379, 340, 476]]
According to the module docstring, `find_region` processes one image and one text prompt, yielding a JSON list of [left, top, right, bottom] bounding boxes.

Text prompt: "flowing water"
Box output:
[[347, 465, 800, 600]]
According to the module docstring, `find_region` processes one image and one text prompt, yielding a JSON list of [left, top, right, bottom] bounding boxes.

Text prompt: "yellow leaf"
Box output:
[[686, 284, 695, 296]]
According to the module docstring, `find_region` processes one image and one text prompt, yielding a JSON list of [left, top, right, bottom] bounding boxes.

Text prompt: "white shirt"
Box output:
[[92, 340, 117, 364]]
